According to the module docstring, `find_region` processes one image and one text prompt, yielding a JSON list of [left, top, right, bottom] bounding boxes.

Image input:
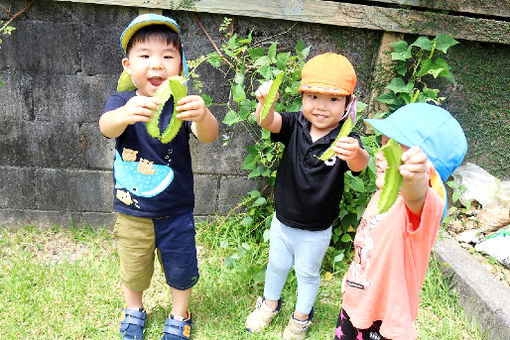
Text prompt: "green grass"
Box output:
[[0, 221, 483, 339]]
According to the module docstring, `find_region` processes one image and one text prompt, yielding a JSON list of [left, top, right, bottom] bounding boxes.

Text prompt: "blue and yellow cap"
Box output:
[[117, 14, 188, 92], [365, 103, 468, 220]]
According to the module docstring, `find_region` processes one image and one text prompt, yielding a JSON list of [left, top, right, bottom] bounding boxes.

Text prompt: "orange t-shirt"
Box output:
[[341, 188, 443, 340]]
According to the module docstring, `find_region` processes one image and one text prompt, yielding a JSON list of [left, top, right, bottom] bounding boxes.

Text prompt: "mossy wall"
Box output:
[[443, 41, 510, 179]]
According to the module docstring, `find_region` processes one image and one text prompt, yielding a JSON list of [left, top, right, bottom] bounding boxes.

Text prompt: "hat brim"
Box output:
[[364, 118, 414, 148], [299, 84, 352, 96]]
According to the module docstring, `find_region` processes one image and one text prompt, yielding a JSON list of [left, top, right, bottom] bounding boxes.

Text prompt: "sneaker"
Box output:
[[119, 307, 147, 339], [282, 308, 314, 340], [161, 311, 192, 340], [245, 297, 281, 334]]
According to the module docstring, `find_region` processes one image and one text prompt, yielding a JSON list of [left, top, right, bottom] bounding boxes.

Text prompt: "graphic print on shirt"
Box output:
[[343, 212, 386, 290], [113, 148, 174, 205]]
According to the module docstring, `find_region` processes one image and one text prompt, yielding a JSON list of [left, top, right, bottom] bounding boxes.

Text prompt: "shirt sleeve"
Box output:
[[271, 112, 297, 145]]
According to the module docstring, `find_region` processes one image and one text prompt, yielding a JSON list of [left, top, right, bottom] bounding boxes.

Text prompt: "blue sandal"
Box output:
[[119, 307, 147, 339], [161, 311, 192, 340]]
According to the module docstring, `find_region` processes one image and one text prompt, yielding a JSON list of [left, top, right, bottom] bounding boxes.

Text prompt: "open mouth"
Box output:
[[149, 77, 164, 87]]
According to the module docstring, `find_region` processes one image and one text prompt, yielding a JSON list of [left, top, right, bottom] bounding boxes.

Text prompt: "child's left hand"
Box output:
[[175, 95, 208, 122], [333, 137, 362, 161]]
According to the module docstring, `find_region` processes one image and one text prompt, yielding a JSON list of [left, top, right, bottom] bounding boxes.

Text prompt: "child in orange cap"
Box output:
[[245, 53, 369, 339]]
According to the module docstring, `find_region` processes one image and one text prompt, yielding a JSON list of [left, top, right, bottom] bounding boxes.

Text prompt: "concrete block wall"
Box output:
[[2, 1, 508, 228], [0, 0, 380, 227]]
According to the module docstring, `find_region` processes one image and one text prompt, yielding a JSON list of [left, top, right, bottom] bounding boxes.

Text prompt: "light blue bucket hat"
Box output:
[[117, 14, 188, 92], [365, 103, 468, 220]]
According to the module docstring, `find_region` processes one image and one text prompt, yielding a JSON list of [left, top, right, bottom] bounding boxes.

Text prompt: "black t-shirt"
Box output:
[[271, 111, 362, 231], [102, 91, 194, 218]]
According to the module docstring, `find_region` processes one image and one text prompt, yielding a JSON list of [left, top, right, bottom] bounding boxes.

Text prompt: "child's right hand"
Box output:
[[121, 96, 161, 125]]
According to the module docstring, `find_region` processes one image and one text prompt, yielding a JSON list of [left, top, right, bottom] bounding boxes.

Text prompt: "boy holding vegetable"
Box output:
[[245, 52, 369, 339], [335, 103, 467, 340], [99, 14, 217, 340]]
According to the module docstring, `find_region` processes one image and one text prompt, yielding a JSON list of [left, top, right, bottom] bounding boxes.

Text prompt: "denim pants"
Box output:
[[264, 214, 332, 315]]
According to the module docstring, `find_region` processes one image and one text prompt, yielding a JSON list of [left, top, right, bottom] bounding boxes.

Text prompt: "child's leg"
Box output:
[[170, 287, 192, 319], [264, 215, 295, 306], [293, 226, 332, 320], [122, 285, 143, 309]]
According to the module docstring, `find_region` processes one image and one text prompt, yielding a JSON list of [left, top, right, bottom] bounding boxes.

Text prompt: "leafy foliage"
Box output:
[[376, 34, 459, 113]]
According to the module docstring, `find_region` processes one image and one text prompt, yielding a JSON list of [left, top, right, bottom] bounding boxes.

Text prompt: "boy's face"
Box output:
[[375, 135, 409, 190], [122, 37, 182, 97], [301, 91, 348, 134]]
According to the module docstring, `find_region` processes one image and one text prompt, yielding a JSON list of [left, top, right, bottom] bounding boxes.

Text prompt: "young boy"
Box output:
[[245, 53, 369, 339], [99, 14, 218, 340], [335, 103, 467, 340]]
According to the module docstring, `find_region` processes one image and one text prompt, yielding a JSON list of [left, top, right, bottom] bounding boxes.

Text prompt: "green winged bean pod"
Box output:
[[378, 138, 404, 213], [317, 117, 356, 161], [146, 75, 187, 144], [259, 70, 284, 124]]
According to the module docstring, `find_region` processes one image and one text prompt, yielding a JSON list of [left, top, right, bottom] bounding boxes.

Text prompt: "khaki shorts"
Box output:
[[113, 212, 199, 291]]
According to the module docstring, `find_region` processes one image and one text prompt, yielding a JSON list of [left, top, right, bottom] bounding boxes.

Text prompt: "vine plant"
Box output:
[[188, 18, 459, 269]]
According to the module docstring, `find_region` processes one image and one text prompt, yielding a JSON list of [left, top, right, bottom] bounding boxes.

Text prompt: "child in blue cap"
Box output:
[[99, 14, 218, 340], [334, 103, 467, 340]]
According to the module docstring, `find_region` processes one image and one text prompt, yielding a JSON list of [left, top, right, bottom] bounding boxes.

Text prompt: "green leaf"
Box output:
[[334, 253, 345, 263], [376, 92, 400, 105], [252, 197, 267, 207], [254, 56, 271, 67], [222, 110, 241, 126], [385, 77, 406, 93], [356, 101, 368, 113], [201, 94, 212, 107], [242, 147, 260, 170], [276, 52, 291, 70], [268, 42, 277, 62], [232, 83, 246, 102], [263, 229, 270, 242], [234, 71, 245, 85], [240, 216, 253, 226], [350, 176, 365, 192], [248, 47, 266, 59], [341, 234, 352, 243], [390, 40, 408, 53], [206, 52, 222, 68], [435, 34, 459, 53], [411, 36, 433, 51], [417, 58, 433, 77], [257, 64, 272, 79], [396, 61, 407, 76], [227, 33, 238, 50]]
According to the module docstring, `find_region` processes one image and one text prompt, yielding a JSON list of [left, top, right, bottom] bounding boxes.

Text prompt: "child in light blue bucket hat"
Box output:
[[334, 103, 467, 340], [99, 13, 218, 340]]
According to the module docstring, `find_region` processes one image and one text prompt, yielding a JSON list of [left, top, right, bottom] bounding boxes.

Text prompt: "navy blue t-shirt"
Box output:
[[102, 91, 194, 218], [271, 111, 362, 231]]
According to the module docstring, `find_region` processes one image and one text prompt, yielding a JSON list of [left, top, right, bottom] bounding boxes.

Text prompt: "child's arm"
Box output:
[[99, 96, 160, 138], [399, 146, 430, 216], [176, 95, 218, 143], [333, 137, 369, 172], [254, 81, 283, 133]]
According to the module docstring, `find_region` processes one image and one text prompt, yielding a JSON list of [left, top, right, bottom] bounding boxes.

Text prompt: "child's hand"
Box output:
[[399, 146, 429, 182], [175, 95, 209, 122], [255, 81, 280, 105], [122, 96, 160, 124], [333, 137, 363, 161]]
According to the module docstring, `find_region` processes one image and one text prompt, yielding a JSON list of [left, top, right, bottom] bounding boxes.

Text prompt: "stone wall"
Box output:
[[0, 0, 508, 228]]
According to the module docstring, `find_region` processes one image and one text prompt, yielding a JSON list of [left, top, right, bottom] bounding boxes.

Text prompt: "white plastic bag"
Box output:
[[475, 228, 510, 269], [452, 162, 509, 209]]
